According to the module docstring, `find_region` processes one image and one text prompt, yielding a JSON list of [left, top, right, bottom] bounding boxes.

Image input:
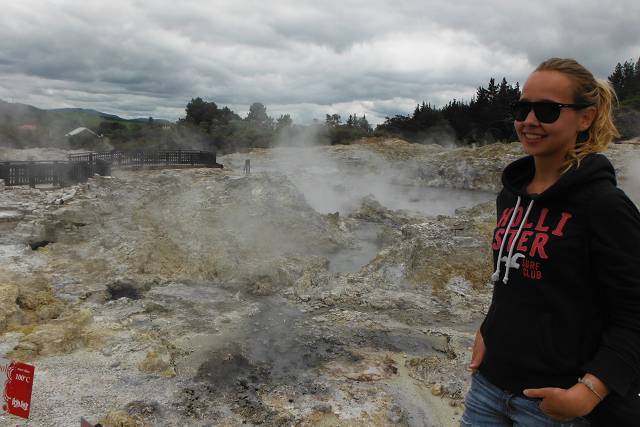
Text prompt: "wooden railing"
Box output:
[[0, 161, 92, 187], [0, 150, 222, 188], [67, 150, 221, 169]]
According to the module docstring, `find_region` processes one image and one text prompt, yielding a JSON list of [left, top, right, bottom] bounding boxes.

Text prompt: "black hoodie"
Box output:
[[479, 153, 640, 425]]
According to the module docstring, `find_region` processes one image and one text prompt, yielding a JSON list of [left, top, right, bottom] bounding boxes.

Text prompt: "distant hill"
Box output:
[[49, 107, 172, 124], [49, 107, 122, 120], [0, 100, 173, 127], [0, 99, 49, 125], [0, 99, 174, 149]]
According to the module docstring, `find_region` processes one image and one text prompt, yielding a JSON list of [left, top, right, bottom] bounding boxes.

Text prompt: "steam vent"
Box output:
[[1, 139, 640, 426]]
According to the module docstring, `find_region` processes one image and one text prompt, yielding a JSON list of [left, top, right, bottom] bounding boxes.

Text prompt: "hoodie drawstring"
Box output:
[[490, 197, 535, 284], [502, 199, 534, 284], [491, 196, 521, 283]]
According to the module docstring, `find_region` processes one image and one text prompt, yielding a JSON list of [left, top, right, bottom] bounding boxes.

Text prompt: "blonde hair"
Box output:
[[535, 58, 620, 172]]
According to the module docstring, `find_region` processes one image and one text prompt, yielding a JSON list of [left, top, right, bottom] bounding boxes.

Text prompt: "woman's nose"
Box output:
[[523, 108, 539, 125]]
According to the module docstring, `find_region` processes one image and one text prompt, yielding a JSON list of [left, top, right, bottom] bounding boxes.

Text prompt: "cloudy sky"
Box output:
[[0, 0, 638, 125]]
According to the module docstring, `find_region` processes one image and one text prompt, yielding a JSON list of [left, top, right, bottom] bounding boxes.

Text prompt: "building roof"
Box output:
[[65, 127, 100, 137]]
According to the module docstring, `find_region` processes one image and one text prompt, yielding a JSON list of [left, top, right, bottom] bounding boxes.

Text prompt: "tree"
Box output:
[[629, 57, 640, 99], [376, 75, 522, 144], [413, 102, 444, 130], [487, 77, 498, 104], [609, 58, 640, 101], [325, 113, 342, 127], [96, 121, 126, 137], [354, 115, 372, 133], [276, 114, 293, 131], [246, 102, 273, 129], [609, 63, 625, 97], [622, 60, 636, 99], [377, 114, 412, 136], [442, 99, 472, 141], [185, 97, 219, 126]]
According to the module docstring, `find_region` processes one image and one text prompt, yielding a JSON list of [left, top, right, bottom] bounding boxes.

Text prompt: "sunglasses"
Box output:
[[511, 100, 594, 124]]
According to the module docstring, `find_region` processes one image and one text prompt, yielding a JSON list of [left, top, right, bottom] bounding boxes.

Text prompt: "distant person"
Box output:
[[243, 159, 251, 175], [462, 58, 640, 426]]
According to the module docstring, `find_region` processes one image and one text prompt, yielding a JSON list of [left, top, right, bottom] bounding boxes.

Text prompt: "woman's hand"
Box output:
[[523, 380, 604, 420], [468, 329, 485, 372]]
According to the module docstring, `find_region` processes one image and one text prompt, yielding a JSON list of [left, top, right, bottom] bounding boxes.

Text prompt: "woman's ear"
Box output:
[[579, 106, 596, 132]]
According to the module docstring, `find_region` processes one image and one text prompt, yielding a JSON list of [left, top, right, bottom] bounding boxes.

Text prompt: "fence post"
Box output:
[[53, 162, 58, 187], [29, 161, 36, 188]]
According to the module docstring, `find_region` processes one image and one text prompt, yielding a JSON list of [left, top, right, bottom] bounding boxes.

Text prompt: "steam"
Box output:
[[415, 121, 458, 148], [619, 150, 640, 206], [232, 130, 492, 217], [0, 147, 83, 161]]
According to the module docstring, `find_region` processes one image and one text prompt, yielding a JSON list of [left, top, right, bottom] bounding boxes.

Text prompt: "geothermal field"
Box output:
[[1, 138, 640, 426]]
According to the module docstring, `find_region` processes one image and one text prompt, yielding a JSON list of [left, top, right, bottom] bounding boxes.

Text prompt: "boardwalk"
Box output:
[[67, 150, 220, 169], [0, 150, 222, 188]]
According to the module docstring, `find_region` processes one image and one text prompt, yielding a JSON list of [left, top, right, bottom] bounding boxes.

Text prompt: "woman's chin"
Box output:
[[521, 142, 543, 156]]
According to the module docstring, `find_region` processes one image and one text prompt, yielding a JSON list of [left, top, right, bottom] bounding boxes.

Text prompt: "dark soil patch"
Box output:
[[107, 280, 144, 300], [29, 240, 52, 250]]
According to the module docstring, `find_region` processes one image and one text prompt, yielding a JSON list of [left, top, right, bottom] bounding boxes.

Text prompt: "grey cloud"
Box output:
[[0, 0, 637, 123], [414, 1, 640, 78]]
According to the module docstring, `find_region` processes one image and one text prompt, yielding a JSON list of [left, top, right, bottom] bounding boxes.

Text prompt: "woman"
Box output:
[[461, 58, 640, 426]]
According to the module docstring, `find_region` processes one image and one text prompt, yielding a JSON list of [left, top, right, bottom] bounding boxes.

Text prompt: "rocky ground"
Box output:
[[1, 139, 639, 426]]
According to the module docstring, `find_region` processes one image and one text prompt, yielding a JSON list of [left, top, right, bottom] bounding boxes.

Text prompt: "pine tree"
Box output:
[[356, 115, 371, 133], [325, 114, 341, 127], [609, 63, 625, 97], [346, 114, 355, 127], [622, 60, 636, 99], [246, 102, 273, 129], [630, 57, 640, 98], [487, 78, 498, 104]]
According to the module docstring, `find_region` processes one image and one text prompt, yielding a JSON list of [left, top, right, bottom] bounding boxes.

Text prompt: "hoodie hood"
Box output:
[[501, 153, 617, 201]]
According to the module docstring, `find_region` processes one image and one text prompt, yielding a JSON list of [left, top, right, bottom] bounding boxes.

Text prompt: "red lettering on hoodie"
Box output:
[[529, 233, 549, 259], [497, 208, 514, 228], [524, 216, 534, 229], [535, 208, 550, 232], [492, 228, 505, 250], [552, 212, 573, 237], [511, 207, 524, 227], [516, 230, 534, 252]]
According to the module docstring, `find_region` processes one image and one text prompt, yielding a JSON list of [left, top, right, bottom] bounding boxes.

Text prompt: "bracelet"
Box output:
[[578, 377, 603, 402]]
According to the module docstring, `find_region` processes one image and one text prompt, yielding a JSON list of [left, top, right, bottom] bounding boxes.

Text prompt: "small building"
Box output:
[[64, 127, 102, 148]]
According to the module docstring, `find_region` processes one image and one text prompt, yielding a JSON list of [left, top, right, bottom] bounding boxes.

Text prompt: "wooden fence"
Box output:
[[0, 150, 222, 188], [0, 161, 92, 188], [67, 150, 221, 169]]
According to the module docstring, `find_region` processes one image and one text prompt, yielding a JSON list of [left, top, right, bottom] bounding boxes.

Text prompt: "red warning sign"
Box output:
[[1, 358, 35, 419]]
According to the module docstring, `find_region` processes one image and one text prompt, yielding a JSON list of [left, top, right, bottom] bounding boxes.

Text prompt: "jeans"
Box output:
[[461, 371, 591, 427]]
